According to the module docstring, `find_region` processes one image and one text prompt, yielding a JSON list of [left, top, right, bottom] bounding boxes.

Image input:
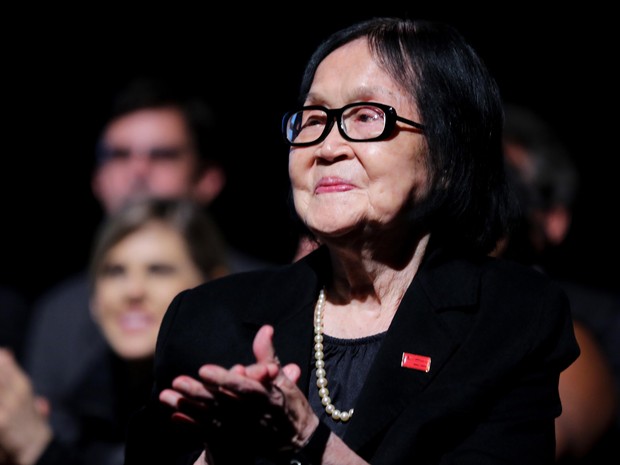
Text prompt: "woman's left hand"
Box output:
[[159, 325, 319, 457]]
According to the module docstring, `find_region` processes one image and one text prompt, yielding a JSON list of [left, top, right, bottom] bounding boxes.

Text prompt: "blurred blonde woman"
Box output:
[[0, 197, 229, 465]]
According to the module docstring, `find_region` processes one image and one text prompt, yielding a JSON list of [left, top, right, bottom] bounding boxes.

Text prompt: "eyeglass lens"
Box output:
[[287, 104, 388, 144]]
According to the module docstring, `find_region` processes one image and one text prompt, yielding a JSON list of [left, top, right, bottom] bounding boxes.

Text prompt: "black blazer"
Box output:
[[125, 244, 579, 465]]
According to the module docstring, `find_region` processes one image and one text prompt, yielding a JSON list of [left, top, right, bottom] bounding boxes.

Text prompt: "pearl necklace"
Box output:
[[313, 287, 354, 422]]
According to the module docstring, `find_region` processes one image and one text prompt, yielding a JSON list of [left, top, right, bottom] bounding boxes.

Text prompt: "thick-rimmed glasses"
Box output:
[[282, 102, 425, 147]]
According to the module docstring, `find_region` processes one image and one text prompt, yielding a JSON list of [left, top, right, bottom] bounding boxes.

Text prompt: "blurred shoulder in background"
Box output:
[[498, 103, 620, 463]]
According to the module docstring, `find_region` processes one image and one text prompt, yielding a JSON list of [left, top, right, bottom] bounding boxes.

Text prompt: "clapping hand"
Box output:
[[159, 325, 319, 462]]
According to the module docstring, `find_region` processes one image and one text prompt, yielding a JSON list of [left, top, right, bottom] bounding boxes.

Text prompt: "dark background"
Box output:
[[2, 8, 617, 303]]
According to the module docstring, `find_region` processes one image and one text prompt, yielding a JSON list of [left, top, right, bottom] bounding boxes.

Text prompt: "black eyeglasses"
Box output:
[[282, 102, 425, 147]]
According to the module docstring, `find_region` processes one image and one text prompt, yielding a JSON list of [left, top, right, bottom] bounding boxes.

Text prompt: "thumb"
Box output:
[[253, 324, 277, 364], [253, 325, 302, 384]]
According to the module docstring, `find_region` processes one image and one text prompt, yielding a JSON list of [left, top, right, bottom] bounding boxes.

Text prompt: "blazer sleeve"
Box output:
[[124, 290, 205, 465], [437, 271, 580, 464]]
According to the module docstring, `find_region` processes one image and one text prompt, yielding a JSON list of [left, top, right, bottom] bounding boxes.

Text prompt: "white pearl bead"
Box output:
[[313, 287, 354, 423]]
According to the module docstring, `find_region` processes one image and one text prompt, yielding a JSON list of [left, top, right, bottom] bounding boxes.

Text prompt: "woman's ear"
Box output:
[[543, 205, 571, 246], [192, 164, 226, 205]]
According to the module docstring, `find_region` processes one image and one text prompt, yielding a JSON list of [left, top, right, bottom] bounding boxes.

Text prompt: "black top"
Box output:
[[309, 332, 385, 438]]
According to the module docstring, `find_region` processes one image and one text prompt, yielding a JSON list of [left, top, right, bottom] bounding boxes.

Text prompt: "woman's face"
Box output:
[[289, 38, 429, 240], [90, 221, 204, 360]]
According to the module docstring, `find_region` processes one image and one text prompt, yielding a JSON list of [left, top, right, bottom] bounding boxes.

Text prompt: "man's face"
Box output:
[[92, 107, 201, 214]]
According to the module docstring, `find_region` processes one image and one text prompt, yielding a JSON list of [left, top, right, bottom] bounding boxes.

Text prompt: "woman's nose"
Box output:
[[316, 124, 352, 161], [123, 273, 147, 299]]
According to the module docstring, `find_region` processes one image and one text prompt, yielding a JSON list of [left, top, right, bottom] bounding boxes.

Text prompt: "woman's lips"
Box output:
[[119, 311, 153, 331], [315, 177, 355, 194]]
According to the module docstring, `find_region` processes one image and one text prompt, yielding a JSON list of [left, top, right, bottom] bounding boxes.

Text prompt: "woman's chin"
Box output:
[[309, 224, 357, 241]]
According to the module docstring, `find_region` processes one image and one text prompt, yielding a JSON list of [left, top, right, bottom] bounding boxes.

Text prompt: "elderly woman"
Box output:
[[124, 17, 579, 465]]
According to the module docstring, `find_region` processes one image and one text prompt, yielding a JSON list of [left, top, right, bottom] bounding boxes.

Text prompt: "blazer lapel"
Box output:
[[343, 254, 482, 451], [239, 248, 329, 395], [272, 302, 316, 394]]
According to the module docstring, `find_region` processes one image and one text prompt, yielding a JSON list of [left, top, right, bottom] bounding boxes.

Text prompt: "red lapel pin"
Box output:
[[401, 352, 431, 372]]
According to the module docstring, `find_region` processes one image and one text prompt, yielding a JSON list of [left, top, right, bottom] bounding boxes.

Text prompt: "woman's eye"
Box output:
[[148, 264, 176, 275], [100, 264, 125, 277], [304, 115, 325, 128]]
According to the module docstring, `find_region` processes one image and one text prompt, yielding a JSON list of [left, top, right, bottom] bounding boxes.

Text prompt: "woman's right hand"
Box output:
[[159, 325, 319, 459], [160, 326, 371, 464]]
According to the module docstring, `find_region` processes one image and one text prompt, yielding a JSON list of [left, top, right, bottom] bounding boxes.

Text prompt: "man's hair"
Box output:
[[95, 76, 218, 168]]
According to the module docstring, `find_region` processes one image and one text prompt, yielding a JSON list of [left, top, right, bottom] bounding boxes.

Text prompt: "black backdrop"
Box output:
[[2, 8, 617, 303]]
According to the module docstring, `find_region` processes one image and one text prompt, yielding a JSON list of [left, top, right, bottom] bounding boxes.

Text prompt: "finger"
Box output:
[[170, 411, 199, 426], [252, 325, 277, 365], [171, 375, 216, 400], [199, 365, 269, 398], [244, 362, 278, 383], [230, 364, 247, 375], [282, 363, 301, 384], [197, 364, 230, 381], [162, 389, 219, 429], [159, 388, 185, 408]]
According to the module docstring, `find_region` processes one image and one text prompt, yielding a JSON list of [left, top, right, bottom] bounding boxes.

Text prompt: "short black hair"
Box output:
[[291, 17, 518, 255], [95, 76, 218, 169]]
